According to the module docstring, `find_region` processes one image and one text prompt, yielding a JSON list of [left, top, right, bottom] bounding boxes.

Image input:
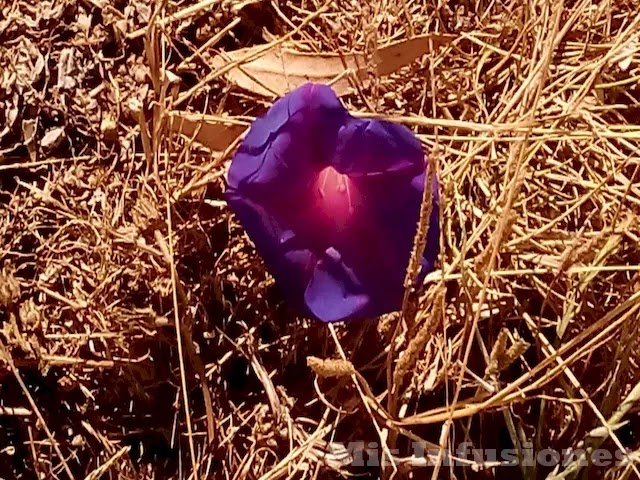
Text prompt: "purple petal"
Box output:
[[331, 119, 424, 177], [239, 83, 343, 151], [228, 84, 347, 194], [304, 247, 370, 323], [225, 192, 316, 307]]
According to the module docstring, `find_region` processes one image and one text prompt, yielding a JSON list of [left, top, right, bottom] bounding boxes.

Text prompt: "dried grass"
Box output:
[[1, 0, 640, 478]]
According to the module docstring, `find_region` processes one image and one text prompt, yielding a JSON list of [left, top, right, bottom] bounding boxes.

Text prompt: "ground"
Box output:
[[1, 0, 640, 479]]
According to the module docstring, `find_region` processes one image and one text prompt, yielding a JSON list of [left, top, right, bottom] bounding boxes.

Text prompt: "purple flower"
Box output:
[[225, 83, 439, 323]]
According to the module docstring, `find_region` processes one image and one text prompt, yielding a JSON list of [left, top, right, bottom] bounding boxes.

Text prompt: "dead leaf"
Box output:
[[41, 127, 65, 150], [135, 2, 152, 22], [0, 267, 20, 308], [0, 94, 19, 140], [166, 111, 248, 152], [165, 69, 181, 85], [211, 33, 455, 97], [617, 41, 637, 71], [13, 38, 45, 91], [100, 114, 118, 140], [76, 10, 92, 34], [19, 298, 41, 330], [22, 118, 38, 161], [374, 35, 454, 76], [57, 48, 77, 90]]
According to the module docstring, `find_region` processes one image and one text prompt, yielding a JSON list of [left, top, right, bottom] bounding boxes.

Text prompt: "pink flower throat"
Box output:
[[316, 167, 354, 218]]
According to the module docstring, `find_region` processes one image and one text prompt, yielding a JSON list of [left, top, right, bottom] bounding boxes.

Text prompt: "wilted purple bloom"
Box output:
[[225, 83, 439, 323]]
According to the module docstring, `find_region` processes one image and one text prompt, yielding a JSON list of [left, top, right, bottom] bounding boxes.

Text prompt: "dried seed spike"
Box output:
[[393, 285, 444, 387], [486, 329, 530, 377], [486, 328, 510, 377], [307, 356, 356, 378]]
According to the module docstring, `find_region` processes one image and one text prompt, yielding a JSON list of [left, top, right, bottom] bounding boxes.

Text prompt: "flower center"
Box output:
[[317, 166, 354, 218]]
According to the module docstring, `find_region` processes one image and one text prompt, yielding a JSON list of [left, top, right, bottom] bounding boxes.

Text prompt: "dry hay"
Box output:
[[1, 0, 640, 479]]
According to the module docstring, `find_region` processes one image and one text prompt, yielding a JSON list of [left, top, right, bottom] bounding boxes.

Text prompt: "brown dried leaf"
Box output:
[[1, 94, 19, 140], [132, 191, 161, 231], [0, 267, 20, 308], [14, 38, 45, 89], [616, 41, 637, 71], [57, 48, 77, 90], [373, 35, 454, 76], [100, 114, 118, 141], [41, 127, 65, 150], [22, 118, 38, 161], [19, 298, 41, 330], [166, 111, 248, 152], [76, 10, 92, 34], [212, 34, 455, 97]]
